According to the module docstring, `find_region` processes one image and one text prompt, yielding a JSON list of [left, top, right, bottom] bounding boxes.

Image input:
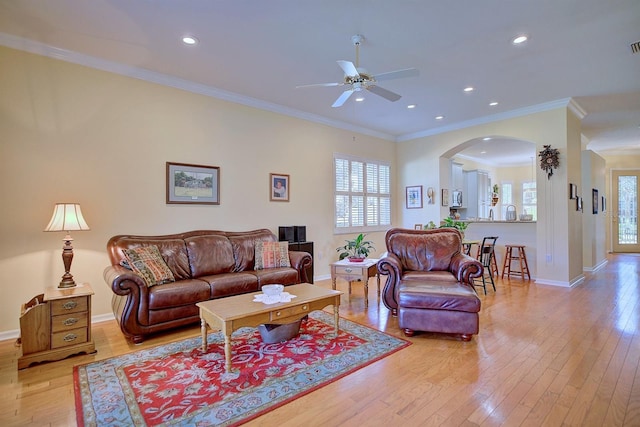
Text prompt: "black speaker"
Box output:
[[294, 226, 306, 242], [278, 226, 294, 243]]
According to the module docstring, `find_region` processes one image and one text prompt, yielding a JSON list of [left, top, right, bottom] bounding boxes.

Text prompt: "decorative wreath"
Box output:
[[538, 145, 560, 179]]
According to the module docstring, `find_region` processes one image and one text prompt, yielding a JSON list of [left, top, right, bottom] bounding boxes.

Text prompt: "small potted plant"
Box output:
[[440, 217, 469, 238], [491, 184, 499, 206], [336, 233, 375, 262]]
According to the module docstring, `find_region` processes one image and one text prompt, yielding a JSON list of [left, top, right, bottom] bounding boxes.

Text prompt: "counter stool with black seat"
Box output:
[[474, 236, 498, 294], [501, 244, 531, 280]]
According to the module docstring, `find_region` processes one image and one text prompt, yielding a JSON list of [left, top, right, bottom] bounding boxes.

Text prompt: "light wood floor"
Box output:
[[1, 254, 639, 426]]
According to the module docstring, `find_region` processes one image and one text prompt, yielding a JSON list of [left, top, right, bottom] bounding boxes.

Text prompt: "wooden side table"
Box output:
[[330, 258, 380, 308], [18, 283, 96, 369]]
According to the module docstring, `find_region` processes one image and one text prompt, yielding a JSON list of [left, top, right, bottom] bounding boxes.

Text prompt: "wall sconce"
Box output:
[[44, 203, 90, 288]]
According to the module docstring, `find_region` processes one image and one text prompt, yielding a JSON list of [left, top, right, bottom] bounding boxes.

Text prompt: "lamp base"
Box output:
[[59, 273, 76, 288]]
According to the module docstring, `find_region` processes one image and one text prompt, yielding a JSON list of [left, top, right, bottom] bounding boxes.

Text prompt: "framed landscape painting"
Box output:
[[166, 162, 220, 204]]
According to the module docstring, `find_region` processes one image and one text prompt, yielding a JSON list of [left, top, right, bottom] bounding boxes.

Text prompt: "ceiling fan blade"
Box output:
[[337, 60, 359, 77], [295, 82, 343, 89], [373, 68, 419, 82], [367, 85, 402, 102], [332, 89, 355, 108]]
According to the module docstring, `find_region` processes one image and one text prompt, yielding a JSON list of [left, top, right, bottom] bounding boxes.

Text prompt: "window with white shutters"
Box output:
[[334, 154, 391, 233]]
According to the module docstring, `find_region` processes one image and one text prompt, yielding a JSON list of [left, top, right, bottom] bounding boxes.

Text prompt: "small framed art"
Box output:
[[166, 162, 220, 205], [406, 185, 423, 209], [441, 189, 449, 207], [270, 173, 290, 202], [569, 183, 577, 199]]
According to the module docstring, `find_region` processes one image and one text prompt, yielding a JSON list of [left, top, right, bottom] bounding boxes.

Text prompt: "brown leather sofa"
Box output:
[[104, 229, 312, 343], [377, 228, 483, 341]]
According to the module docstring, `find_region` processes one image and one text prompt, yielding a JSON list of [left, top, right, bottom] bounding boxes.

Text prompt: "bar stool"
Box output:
[[501, 245, 531, 280], [474, 236, 498, 294], [475, 237, 499, 277]]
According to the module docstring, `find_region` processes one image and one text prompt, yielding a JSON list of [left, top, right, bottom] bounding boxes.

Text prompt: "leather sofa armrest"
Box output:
[[288, 250, 312, 283], [449, 252, 483, 284], [377, 252, 402, 314], [104, 265, 151, 328]]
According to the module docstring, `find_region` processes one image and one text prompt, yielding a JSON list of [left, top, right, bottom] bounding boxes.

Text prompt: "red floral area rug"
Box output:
[[74, 310, 410, 426]]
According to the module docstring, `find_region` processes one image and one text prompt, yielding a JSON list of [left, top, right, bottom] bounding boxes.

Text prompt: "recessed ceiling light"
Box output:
[[512, 35, 528, 45], [483, 137, 491, 141], [435, 115, 445, 120], [355, 97, 365, 102], [489, 101, 499, 106], [464, 86, 474, 93], [407, 104, 416, 109], [480, 150, 487, 154], [182, 36, 198, 45]]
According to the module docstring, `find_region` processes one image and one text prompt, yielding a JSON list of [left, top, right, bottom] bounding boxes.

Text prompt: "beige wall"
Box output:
[[581, 151, 607, 270], [0, 46, 396, 334]]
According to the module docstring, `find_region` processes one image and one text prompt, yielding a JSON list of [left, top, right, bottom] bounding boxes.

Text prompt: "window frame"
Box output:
[[334, 153, 391, 234]]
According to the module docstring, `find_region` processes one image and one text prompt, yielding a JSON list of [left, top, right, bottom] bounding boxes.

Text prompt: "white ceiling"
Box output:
[[1, 0, 639, 165]]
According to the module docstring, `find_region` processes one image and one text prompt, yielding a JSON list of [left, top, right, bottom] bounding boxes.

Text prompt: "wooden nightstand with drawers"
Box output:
[[18, 283, 96, 369]]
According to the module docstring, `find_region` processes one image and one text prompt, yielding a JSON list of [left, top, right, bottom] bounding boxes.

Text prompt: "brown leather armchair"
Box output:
[[377, 228, 483, 340]]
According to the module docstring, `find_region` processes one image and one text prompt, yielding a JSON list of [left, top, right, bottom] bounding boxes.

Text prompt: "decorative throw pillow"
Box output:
[[254, 241, 291, 270], [122, 245, 175, 287]]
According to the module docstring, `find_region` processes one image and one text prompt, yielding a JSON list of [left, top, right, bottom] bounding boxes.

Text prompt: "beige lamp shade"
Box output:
[[44, 203, 90, 288], [44, 203, 90, 232]]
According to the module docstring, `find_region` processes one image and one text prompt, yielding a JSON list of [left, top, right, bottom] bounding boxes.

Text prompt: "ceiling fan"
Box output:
[[296, 34, 419, 108]]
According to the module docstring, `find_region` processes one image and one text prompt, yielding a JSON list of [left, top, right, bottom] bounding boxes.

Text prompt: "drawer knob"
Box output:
[[62, 300, 78, 310], [63, 333, 78, 342], [302, 304, 308, 311], [275, 311, 281, 317], [345, 268, 352, 273], [63, 317, 78, 326]]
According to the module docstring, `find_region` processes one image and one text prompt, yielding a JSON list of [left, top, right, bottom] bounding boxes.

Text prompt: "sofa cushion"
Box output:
[[252, 267, 299, 286], [123, 245, 175, 287], [199, 272, 260, 298], [148, 279, 211, 310], [254, 241, 291, 270], [228, 229, 276, 272], [398, 281, 481, 313], [185, 235, 235, 278]]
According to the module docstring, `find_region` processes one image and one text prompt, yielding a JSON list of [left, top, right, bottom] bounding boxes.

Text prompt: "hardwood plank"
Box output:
[[0, 254, 639, 426]]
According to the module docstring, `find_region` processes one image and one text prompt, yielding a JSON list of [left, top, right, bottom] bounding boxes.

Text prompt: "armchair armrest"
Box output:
[[449, 252, 483, 284], [288, 250, 312, 283], [377, 252, 403, 313]]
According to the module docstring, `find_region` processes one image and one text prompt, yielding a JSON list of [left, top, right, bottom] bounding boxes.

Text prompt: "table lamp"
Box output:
[[44, 203, 90, 288]]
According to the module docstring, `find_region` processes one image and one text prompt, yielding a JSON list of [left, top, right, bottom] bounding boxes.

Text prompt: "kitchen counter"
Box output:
[[463, 220, 536, 277]]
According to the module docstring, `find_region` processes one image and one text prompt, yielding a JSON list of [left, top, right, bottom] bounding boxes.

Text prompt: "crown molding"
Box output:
[[397, 98, 577, 142], [0, 32, 395, 141]]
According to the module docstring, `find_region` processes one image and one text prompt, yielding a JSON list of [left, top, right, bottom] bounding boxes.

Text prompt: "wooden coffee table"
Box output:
[[196, 283, 342, 373]]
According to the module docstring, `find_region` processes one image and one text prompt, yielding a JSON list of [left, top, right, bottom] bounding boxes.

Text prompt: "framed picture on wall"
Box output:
[[270, 173, 290, 202], [569, 183, 577, 199], [592, 188, 598, 214], [406, 185, 423, 209], [441, 189, 449, 206], [166, 162, 220, 205]]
